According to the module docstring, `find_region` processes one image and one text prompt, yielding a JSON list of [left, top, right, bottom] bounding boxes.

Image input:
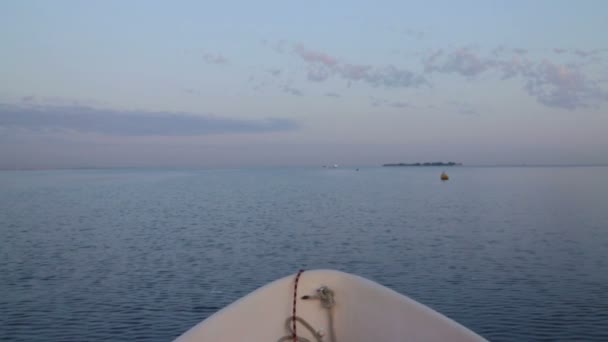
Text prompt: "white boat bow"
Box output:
[[175, 269, 486, 341]]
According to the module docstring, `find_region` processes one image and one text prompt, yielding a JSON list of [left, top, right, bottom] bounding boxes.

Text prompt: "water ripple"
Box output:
[[1, 167, 607, 341]]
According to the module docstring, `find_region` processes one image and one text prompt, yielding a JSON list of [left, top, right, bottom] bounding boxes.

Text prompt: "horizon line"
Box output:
[[2, 163, 608, 171]]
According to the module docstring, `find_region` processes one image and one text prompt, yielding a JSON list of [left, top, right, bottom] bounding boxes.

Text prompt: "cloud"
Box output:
[[307, 66, 330, 82], [445, 100, 480, 116], [513, 48, 528, 55], [424, 47, 608, 109], [202, 52, 229, 64], [369, 97, 413, 109], [392, 28, 427, 40], [269, 39, 288, 54], [363, 65, 427, 87], [389, 101, 411, 108], [0, 103, 298, 136], [551, 48, 605, 57], [496, 55, 533, 79], [424, 49, 444, 68], [424, 47, 492, 77], [182, 88, 199, 95], [388, 26, 426, 40], [21, 95, 36, 103], [458, 108, 478, 116], [283, 86, 303, 96], [523, 60, 607, 109], [325, 92, 341, 98], [294, 44, 338, 67], [573, 49, 599, 58], [293, 44, 427, 88], [267, 68, 282, 77], [370, 97, 384, 107], [491, 46, 506, 57], [339, 63, 373, 81], [277, 42, 606, 109], [402, 28, 425, 40]]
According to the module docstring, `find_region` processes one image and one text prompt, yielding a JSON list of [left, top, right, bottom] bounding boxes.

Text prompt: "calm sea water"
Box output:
[[1, 167, 607, 341]]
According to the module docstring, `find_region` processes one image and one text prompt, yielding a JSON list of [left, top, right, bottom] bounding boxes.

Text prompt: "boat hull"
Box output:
[[175, 269, 485, 341]]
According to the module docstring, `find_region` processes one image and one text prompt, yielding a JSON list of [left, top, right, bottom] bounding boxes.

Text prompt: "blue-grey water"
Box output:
[[1, 167, 607, 341]]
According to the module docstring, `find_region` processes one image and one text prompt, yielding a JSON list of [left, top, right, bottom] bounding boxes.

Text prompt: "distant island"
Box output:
[[383, 162, 462, 167]]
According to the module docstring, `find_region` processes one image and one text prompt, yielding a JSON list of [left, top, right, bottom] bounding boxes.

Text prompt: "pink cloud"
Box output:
[[294, 45, 338, 67], [523, 60, 606, 109], [293, 44, 426, 88], [281, 42, 606, 109], [424, 47, 607, 109]]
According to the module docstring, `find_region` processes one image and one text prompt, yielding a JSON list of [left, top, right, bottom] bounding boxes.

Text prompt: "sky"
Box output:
[[1, 0, 607, 168]]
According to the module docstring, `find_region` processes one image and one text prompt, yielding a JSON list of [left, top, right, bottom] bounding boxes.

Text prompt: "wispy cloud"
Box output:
[[551, 48, 603, 58], [389, 101, 411, 108], [202, 52, 229, 64], [573, 49, 600, 58], [283, 86, 303, 96], [325, 92, 341, 98], [523, 60, 607, 109], [306, 66, 330, 82], [21, 95, 36, 103], [364, 66, 426, 88], [181, 88, 199, 95], [262, 39, 288, 54], [402, 28, 425, 40], [294, 44, 339, 67], [424, 47, 492, 77], [293, 44, 427, 88], [267, 41, 606, 110], [513, 48, 528, 55], [388, 26, 426, 40], [267, 68, 282, 77], [444, 100, 480, 116], [370, 97, 413, 109], [0, 103, 298, 136], [424, 47, 608, 109]]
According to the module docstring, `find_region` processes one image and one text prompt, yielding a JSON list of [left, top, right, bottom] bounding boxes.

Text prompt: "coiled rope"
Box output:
[[277, 270, 336, 342]]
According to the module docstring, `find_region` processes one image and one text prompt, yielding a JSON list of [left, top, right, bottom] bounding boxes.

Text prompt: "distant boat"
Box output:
[[441, 172, 449, 181]]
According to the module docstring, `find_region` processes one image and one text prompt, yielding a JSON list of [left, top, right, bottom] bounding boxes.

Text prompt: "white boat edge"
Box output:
[[175, 269, 487, 341]]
